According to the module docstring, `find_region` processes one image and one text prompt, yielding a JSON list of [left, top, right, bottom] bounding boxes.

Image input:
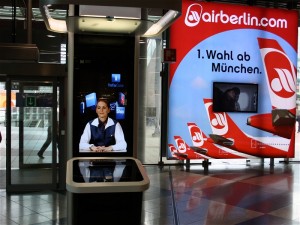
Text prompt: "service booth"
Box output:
[[38, 0, 182, 224]]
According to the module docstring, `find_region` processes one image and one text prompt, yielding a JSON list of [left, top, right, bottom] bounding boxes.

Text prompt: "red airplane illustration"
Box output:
[[204, 98, 294, 158], [187, 122, 254, 159], [172, 135, 210, 160], [247, 38, 296, 139], [168, 143, 187, 160]]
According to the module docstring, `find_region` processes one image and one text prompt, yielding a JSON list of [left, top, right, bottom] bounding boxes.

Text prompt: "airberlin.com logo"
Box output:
[[185, 4, 203, 27], [184, 3, 288, 29]]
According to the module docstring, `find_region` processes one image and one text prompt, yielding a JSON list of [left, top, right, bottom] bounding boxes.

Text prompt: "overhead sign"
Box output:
[[16, 93, 53, 107], [26, 96, 36, 107]]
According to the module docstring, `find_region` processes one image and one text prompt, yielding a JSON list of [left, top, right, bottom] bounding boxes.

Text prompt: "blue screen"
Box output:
[[116, 106, 125, 120], [85, 92, 97, 108], [111, 73, 121, 83]]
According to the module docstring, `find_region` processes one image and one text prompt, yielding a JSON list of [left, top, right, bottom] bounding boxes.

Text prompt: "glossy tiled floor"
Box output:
[[1, 160, 300, 225]]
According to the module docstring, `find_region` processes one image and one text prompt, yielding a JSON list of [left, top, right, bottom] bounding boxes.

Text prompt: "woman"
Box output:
[[79, 98, 127, 152]]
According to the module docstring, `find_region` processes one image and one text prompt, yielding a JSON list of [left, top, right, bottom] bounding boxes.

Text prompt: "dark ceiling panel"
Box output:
[[0, 0, 38, 8], [0, 0, 298, 9], [205, 0, 300, 9]]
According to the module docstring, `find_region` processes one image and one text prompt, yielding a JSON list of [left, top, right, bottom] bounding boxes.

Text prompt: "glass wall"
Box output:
[[137, 38, 164, 164]]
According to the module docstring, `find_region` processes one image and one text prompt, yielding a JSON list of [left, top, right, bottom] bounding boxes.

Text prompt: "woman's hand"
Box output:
[[90, 146, 113, 152]]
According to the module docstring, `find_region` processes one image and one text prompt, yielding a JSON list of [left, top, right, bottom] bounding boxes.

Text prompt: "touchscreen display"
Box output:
[[72, 159, 143, 183]]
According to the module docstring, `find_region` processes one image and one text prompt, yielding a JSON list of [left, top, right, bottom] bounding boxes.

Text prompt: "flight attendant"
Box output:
[[79, 98, 127, 152]]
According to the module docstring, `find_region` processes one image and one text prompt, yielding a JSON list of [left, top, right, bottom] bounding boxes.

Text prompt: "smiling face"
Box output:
[[96, 100, 110, 121]]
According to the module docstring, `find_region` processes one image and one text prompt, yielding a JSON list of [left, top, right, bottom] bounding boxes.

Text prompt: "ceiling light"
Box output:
[[79, 5, 141, 20], [143, 10, 179, 37], [43, 5, 67, 33], [70, 17, 142, 33], [39, 1, 181, 36], [106, 16, 115, 22]]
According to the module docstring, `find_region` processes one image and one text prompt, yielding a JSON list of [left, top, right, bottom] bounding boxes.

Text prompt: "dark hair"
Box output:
[[97, 98, 109, 107], [231, 87, 240, 94]]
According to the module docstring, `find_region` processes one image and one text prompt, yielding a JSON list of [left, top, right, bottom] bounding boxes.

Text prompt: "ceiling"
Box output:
[[0, 0, 298, 63], [207, 0, 300, 9], [0, 0, 299, 8], [0, 1, 67, 21], [0, 0, 299, 22]]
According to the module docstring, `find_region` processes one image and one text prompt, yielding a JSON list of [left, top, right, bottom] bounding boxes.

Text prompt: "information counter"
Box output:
[[66, 157, 150, 225]]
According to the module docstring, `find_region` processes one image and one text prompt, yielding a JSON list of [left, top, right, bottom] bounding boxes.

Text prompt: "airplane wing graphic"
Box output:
[[189, 146, 208, 155], [247, 110, 295, 139], [272, 109, 295, 126], [209, 134, 234, 146], [204, 98, 292, 158]]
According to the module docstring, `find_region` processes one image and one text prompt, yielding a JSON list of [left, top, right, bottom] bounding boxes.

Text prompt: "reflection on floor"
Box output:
[[1, 160, 300, 225]]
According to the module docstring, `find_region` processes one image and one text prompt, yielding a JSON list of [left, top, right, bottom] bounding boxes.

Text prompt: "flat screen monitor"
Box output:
[[213, 82, 258, 113]]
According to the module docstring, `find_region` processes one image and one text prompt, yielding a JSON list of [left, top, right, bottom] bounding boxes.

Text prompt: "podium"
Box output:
[[66, 157, 150, 225]]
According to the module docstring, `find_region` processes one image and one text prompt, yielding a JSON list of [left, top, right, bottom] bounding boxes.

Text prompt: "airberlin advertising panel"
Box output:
[[167, 1, 298, 160]]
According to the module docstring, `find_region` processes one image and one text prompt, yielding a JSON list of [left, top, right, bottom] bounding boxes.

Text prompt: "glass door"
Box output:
[[6, 78, 63, 192], [0, 81, 6, 189]]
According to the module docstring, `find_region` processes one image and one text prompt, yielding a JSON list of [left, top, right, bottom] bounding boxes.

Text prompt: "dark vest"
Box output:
[[89, 119, 116, 147]]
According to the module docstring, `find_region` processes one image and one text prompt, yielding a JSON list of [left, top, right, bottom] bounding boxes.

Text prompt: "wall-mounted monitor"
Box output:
[[213, 82, 258, 113]]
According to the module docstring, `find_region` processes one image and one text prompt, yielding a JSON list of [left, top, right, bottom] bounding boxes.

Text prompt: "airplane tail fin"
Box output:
[[257, 38, 296, 113], [174, 135, 189, 154], [168, 144, 177, 156], [203, 98, 246, 139], [174, 135, 209, 159], [187, 122, 207, 147]]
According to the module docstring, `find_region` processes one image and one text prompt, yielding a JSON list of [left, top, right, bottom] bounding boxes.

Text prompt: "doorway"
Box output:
[[1, 75, 65, 192]]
